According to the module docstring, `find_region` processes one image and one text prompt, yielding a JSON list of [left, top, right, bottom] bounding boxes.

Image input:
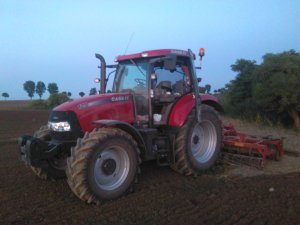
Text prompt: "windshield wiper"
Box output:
[[130, 59, 146, 77]]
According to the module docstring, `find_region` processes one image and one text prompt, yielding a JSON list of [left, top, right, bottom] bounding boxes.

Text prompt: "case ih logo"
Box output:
[[111, 96, 130, 102], [77, 96, 131, 109], [170, 50, 188, 56]]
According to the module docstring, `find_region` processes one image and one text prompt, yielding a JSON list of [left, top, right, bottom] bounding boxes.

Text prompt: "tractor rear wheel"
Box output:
[[66, 128, 140, 204], [171, 105, 222, 175], [31, 125, 66, 180]]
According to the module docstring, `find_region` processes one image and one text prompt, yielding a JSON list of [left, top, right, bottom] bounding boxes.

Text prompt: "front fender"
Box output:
[[92, 120, 146, 154]]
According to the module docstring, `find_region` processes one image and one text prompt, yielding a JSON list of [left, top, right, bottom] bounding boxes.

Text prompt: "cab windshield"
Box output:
[[112, 61, 148, 93]]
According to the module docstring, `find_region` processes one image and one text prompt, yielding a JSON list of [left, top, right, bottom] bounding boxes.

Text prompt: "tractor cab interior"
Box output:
[[150, 61, 191, 126]]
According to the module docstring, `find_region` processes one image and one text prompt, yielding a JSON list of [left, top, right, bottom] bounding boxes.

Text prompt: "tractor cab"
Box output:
[[107, 49, 198, 128]]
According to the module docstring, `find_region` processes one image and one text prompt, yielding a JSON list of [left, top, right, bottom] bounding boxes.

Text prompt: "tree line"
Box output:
[[23, 80, 99, 100], [220, 50, 300, 129], [23, 81, 61, 99], [21, 80, 100, 108]]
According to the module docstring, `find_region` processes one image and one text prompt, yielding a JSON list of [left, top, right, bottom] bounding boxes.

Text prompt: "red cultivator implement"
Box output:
[[222, 124, 284, 168]]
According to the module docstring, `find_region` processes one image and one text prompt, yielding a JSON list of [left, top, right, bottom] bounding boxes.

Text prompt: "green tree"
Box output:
[[61, 91, 72, 97], [89, 87, 97, 95], [205, 84, 211, 94], [222, 50, 300, 129], [198, 86, 206, 93], [224, 59, 257, 117], [2, 92, 9, 100], [28, 99, 48, 109], [48, 83, 59, 95], [48, 93, 70, 108], [36, 81, 46, 99], [79, 91, 85, 97], [23, 80, 36, 99], [253, 50, 300, 128]]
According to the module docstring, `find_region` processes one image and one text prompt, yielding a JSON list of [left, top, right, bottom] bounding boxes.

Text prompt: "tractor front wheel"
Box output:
[[171, 105, 222, 175], [66, 128, 140, 204]]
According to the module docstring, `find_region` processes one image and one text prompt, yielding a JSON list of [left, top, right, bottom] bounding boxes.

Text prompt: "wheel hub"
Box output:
[[94, 147, 130, 191], [193, 135, 199, 145], [191, 121, 217, 163], [102, 159, 116, 175]]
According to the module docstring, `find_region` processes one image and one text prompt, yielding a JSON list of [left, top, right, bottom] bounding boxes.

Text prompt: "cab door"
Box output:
[[113, 61, 150, 127], [150, 63, 190, 126]]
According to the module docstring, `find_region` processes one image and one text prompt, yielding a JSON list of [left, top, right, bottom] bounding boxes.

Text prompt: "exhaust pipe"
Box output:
[[95, 53, 106, 94]]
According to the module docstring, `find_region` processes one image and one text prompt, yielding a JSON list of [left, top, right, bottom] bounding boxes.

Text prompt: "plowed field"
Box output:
[[0, 110, 299, 225]]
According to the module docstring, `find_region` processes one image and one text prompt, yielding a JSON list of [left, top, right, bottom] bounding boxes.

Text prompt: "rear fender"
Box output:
[[168, 93, 195, 127], [92, 120, 146, 154], [168, 93, 223, 127]]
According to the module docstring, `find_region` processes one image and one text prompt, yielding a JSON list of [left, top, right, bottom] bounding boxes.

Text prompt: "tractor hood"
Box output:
[[50, 92, 222, 133], [51, 93, 135, 132], [53, 93, 123, 112]]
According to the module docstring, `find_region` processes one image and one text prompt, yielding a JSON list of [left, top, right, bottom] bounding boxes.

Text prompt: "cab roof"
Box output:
[[115, 49, 195, 62]]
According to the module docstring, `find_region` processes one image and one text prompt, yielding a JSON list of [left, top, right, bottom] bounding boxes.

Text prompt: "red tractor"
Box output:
[[18, 48, 223, 204]]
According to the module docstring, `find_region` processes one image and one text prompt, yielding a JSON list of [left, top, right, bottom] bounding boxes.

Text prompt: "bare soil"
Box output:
[[0, 100, 30, 110], [0, 110, 299, 225]]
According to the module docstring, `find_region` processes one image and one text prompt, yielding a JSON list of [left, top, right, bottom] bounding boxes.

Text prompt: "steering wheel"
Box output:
[[134, 78, 146, 86]]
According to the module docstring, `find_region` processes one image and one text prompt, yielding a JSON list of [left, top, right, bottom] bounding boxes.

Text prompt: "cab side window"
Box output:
[[154, 65, 189, 95]]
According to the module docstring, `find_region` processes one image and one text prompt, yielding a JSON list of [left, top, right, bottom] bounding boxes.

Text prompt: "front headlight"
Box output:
[[48, 121, 71, 132]]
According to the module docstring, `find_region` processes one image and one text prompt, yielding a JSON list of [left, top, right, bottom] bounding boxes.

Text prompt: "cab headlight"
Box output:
[[48, 121, 71, 132]]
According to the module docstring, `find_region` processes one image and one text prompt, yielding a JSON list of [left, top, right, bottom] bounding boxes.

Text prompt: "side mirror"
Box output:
[[163, 54, 177, 71], [197, 77, 202, 83]]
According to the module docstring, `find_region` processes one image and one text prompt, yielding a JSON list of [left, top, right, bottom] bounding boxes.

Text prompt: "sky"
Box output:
[[0, 0, 299, 100]]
